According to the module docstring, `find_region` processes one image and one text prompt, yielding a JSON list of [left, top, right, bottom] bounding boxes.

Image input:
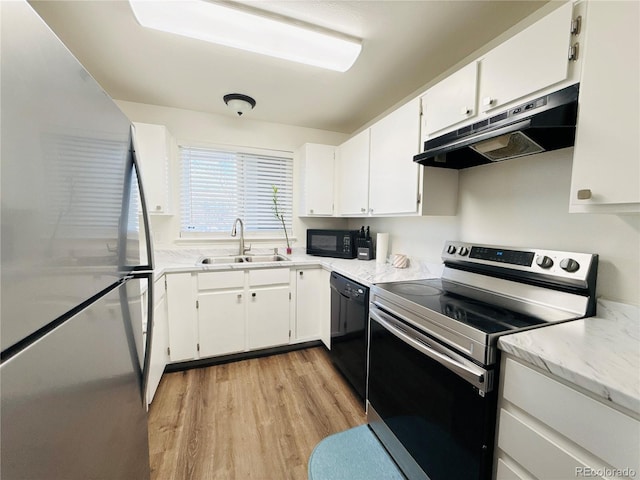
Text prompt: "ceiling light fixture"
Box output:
[[128, 0, 362, 72], [223, 93, 256, 116]]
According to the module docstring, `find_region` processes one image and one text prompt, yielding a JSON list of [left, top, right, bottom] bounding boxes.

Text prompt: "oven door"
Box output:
[[367, 304, 496, 480]]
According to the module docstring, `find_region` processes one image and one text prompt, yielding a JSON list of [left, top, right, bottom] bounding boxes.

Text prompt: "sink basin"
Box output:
[[244, 255, 289, 262], [198, 254, 289, 265], [199, 256, 246, 264]]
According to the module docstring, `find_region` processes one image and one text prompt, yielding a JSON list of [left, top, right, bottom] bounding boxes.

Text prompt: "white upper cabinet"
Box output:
[[369, 98, 422, 215], [478, 2, 574, 113], [569, 0, 640, 213], [336, 129, 370, 216], [297, 143, 335, 216], [422, 62, 479, 136], [132, 122, 173, 215]]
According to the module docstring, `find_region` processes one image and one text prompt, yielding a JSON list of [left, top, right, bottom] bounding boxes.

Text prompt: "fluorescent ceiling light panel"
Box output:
[[129, 1, 362, 72]]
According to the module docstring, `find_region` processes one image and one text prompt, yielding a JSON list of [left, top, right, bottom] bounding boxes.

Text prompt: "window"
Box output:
[[180, 145, 293, 236]]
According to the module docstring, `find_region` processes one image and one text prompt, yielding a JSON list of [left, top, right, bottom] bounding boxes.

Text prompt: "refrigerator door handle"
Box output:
[[130, 125, 155, 272]]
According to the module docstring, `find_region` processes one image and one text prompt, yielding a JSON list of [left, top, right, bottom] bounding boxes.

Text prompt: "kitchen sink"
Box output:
[[198, 254, 289, 265]]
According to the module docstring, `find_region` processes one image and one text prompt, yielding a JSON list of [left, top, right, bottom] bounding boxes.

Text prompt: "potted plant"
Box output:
[[272, 185, 291, 254]]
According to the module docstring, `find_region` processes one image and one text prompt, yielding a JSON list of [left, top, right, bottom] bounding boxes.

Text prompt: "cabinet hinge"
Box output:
[[167, 347, 170, 356], [570, 16, 582, 35], [289, 330, 292, 339], [417, 192, 421, 205], [197, 343, 200, 352], [196, 300, 199, 309], [568, 42, 579, 61]]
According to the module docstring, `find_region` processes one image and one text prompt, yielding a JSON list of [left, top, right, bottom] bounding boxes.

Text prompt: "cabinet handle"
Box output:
[[369, 208, 374, 214], [237, 293, 242, 300], [251, 292, 256, 298], [299, 271, 303, 276], [482, 97, 495, 107], [460, 107, 472, 115], [577, 189, 592, 200], [309, 208, 314, 214], [155, 205, 162, 211], [360, 207, 366, 213]]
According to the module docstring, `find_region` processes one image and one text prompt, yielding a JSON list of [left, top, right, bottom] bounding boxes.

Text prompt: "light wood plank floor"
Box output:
[[148, 347, 366, 480]]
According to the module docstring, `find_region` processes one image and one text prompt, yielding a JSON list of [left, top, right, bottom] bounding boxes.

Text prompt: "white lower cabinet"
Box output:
[[146, 275, 169, 405], [495, 355, 640, 480], [197, 270, 245, 357], [293, 267, 323, 343], [165, 268, 294, 363]]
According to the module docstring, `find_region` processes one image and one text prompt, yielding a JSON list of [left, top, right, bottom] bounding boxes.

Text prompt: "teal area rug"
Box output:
[[308, 425, 404, 480]]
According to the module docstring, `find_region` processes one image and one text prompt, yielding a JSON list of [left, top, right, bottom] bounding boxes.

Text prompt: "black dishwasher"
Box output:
[[329, 272, 369, 402]]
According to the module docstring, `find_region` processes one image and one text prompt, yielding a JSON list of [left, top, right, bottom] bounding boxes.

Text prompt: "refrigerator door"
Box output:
[[0, 278, 150, 479], [0, 1, 151, 351]]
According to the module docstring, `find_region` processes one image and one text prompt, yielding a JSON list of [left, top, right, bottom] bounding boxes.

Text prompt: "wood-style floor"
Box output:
[[148, 347, 367, 480]]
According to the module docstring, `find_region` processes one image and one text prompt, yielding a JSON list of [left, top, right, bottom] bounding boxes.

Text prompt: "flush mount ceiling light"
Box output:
[[223, 93, 256, 116], [128, 0, 362, 72]]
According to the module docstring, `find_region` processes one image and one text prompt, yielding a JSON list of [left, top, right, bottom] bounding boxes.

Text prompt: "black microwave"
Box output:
[[306, 229, 358, 259]]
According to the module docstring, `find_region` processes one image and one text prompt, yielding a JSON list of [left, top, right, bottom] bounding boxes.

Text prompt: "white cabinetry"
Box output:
[[495, 355, 640, 480], [478, 2, 574, 113], [422, 61, 479, 136], [336, 129, 370, 216], [297, 143, 335, 216], [146, 275, 169, 405], [165, 273, 197, 362], [293, 267, 323, 344], [336, 97, 457, 217], [197, 270, 245, 357], [247, 268, 291, 349], [132, 122, 173, 214], [569, 1, 640, 213], [369, 98, 422, 215]]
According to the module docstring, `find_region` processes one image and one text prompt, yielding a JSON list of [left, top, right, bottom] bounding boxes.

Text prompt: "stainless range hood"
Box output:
[[414, 84, 579, 169]]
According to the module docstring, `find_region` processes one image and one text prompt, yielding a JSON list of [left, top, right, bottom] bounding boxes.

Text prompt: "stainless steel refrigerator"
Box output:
[[1, 1, 154, 478]]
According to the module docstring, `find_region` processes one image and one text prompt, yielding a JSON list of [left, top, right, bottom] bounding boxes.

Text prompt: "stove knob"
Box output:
[[459, 247, 469, 256], [536, 255, 554, 269], [560, 258, 580, 273], [447, 245, 457, 254]]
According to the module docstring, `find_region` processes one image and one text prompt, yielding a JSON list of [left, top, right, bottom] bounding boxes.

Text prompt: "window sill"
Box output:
[[174, 236, 297, 247]]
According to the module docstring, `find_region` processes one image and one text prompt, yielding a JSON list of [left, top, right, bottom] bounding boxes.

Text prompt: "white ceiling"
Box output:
[[29, 0, 547, 134]]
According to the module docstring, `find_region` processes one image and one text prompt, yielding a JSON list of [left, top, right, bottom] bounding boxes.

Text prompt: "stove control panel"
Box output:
[[441, 241, 598, 284]]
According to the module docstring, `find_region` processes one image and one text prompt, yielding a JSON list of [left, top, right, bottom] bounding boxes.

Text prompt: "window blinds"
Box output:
[[180, 146, 293, 234]]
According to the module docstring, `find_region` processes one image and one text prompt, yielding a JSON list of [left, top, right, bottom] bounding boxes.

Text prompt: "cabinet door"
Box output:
[[569, 1, 640, 212], [423, 62, 478, 136], [319, 269, 331, 349], [165, 273, 197, 362], [336, 129, 370, 216], [369, 98, 421, 215], [298, 144, 335, 216], [132, 122, 172, 214], [247, 286, 290, 349], [479, 2, 573, 113], [147, 278, 168, 405], [198, 289, 245, 357], [294, 268, 322, 342]]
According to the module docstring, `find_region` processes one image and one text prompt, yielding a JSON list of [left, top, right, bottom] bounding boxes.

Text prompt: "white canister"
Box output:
[[376, 233, 389, 264]]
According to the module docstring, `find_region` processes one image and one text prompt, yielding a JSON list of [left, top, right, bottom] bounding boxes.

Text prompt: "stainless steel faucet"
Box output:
[[231, 218, 251, 255]]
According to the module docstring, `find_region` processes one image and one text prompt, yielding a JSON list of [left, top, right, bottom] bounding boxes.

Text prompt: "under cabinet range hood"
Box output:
[[414, 84, 579, 169]]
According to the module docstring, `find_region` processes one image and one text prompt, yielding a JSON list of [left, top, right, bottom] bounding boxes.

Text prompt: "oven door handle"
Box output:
[[370, 307, 489, 393]]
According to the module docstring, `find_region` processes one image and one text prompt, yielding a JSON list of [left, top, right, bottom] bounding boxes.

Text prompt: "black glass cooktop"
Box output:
[[375, 278, 549, 335]]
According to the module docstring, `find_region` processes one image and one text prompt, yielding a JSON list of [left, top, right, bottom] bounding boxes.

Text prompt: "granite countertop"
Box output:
[[498, 299, 640, 416], [152, 247, 443, 286]]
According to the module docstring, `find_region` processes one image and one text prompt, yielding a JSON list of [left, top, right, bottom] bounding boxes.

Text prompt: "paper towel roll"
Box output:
[[376, 233, 389, 264]]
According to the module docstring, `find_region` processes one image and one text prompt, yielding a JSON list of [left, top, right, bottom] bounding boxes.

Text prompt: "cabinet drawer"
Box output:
[[495, 458, 532, 480], [498, 409, 602, 480], [248, 268, 290, 287], [502, 357, 640, 472], [198, 270, 244, 290]]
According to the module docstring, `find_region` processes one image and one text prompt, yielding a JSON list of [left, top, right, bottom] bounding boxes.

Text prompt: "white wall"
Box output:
[[353, 148, 639, 305], [116, 100, 349, 248]]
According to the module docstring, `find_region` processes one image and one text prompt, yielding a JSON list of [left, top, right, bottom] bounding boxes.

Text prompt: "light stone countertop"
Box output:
[[152, 246, 443, 286], [498, 299, 640, 416], [152, 245, 639, 416]]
